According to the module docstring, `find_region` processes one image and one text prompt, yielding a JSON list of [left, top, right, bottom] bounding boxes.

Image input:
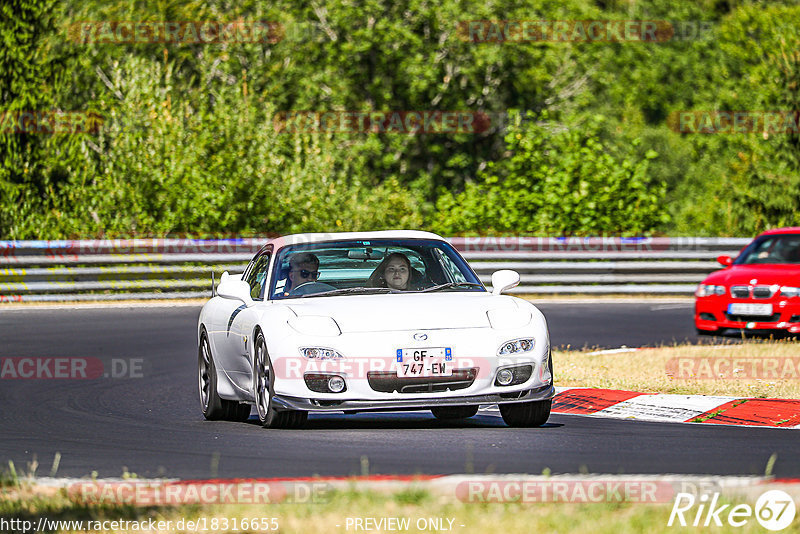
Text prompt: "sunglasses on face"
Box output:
[[294, 269, 319, 279]]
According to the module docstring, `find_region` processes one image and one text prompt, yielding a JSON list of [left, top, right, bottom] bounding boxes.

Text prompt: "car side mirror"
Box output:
[[491, 270, 520, 295], [717, 255, 733, 267], [216, 271, 254, 306]]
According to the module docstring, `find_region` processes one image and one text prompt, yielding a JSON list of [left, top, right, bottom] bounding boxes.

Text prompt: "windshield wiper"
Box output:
[[421, 282, 484, 292], [307, 287, 396, 298]]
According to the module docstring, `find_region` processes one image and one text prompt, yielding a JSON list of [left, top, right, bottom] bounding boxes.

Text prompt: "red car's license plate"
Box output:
[[727, 303, 773, 316]]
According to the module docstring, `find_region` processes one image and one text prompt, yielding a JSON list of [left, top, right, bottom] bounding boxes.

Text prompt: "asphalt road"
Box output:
[[0, 303, 797, 480]]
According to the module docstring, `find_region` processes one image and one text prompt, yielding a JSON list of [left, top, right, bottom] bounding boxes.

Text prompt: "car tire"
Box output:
[[431, 406, 479, 420], [254, 332, 308, 429], [499, 399, 551, 427], [199, 331, 250, 421]]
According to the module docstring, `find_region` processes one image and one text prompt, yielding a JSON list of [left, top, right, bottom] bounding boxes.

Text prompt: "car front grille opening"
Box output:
[[730, 285, 777, 299], [494, 365, 533, 387], [752, 287, 774, 298], [790, 315, 800, 323], [304, 373, 347, 394], [311, 399, 344, 407], [499, 391, 527, 399], [367, 368, 478, 393], [730, 286, 750, 298], [699, 312, 717, 321], [724, 313, 781, 323]]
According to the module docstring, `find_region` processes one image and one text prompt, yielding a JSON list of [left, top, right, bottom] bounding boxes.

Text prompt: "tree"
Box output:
[[433, 113, 668, 235]]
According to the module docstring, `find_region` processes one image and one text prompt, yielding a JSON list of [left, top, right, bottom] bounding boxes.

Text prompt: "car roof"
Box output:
[[758, 227, 800, 237], [265, 230, 446, 248]]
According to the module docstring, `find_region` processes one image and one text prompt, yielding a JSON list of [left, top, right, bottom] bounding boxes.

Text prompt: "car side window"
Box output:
[[246, 253, 271, 300], [435, 249, 468, 283]]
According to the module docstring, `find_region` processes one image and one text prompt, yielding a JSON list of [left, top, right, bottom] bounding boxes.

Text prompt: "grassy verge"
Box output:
[[2, 484, 795, 534], [555, 340, 800, 398]]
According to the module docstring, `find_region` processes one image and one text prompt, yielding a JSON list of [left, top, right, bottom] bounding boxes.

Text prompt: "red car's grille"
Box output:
[[367, 368, 478, 394], [731, 286, 750, 298], [730, 285, 777, 299]]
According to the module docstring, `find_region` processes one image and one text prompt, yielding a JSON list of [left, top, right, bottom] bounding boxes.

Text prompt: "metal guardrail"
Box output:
[[0, 237, 749, 302]]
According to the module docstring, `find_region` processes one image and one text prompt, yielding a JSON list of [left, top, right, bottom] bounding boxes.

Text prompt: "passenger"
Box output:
[[285, 252, 320, 294], [383, 253, 411, 290], [369, 252, 423, 291]]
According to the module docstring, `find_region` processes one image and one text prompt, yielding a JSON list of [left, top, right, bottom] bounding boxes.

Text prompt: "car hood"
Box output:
[[284, 292, 521, 333], [704, 264, 800, 286]]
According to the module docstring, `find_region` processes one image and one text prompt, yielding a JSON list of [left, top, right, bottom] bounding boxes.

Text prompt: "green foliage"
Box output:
[[668, 3, 800, 235], [3, 0, 800, 238], [719, 5, 800, 232], [0, 0, 63, 237], [49, 55, 423, 237], [433, 114, 668, 235]]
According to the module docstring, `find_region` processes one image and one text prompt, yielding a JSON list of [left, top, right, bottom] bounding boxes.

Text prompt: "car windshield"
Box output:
[[269, 239, 484, 299], [735, 234, 800, 265]]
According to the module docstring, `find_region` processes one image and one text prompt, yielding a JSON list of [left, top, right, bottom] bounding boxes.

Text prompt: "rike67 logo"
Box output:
[[668, 490, 796, 531]]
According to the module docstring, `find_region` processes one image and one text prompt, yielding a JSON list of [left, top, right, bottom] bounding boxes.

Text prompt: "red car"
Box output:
[[695, 227, 800, 335]]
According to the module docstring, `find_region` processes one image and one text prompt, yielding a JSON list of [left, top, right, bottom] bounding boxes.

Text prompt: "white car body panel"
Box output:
[[198, 231, 555, 414]]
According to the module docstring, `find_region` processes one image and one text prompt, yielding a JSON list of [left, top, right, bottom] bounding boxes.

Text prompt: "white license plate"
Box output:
[[396, 347, 453, 377], [728, 303, 773, 316]]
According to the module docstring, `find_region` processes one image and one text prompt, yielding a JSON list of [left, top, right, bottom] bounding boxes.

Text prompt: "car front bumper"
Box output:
[[695, 298, 800, 333], [272, 384, 556, 413]]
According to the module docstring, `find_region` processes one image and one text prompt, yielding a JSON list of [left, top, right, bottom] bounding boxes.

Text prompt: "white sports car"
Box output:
[[197, 231, 554, 428]]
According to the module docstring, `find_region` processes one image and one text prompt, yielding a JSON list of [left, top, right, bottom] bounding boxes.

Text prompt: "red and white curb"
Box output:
[[546, 387, 800, 429]]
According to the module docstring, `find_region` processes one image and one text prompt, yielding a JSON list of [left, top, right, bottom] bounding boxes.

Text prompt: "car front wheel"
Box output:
[[254, 333, 308, 429], [499, 399, 551, 427]]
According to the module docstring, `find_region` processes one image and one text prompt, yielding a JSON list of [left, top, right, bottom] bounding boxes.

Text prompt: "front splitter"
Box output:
[[272, 384, 555, 413]]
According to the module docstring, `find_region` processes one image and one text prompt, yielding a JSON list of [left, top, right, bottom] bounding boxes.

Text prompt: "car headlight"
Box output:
[[498, 338, 535, 355], [781, 286, 800, 298], [299, 347, 344, 360], [696, 284, 726, 297]]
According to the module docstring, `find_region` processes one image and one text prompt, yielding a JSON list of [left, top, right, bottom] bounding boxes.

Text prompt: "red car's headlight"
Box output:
[[780, 286, 800, 298], [696, 284, 726, 297]]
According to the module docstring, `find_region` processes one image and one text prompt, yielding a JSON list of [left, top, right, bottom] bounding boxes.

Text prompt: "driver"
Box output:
[[285, 252, 320, 295]]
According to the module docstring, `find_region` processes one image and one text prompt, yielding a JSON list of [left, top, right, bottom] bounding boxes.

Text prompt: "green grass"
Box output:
[[2, 482, 798, 533]]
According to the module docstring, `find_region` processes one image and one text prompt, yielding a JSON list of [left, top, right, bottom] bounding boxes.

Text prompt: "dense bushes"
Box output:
[[432, 114, 667, 235], [2, 0, 799, 238]]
